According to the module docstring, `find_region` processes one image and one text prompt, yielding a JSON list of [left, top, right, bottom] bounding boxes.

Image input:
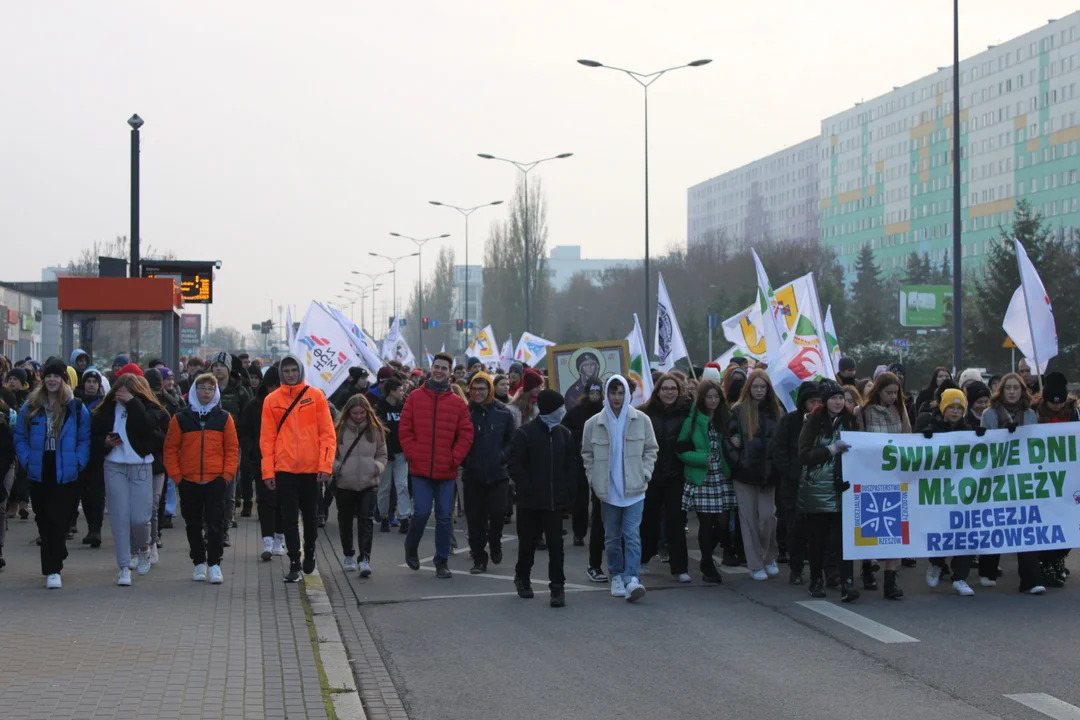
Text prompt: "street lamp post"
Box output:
[[388, 232, 451, 365], [477, 154, 573, 331], [347, 280, 383, 334], [367, 253, 418, 320], [429, 200, 503, 341], [951, 0, 963, 375], [577, 58, 711, 337], [336, 294, 359, 322], [128, 114, 144, 277], [350, 271, 393, 334]]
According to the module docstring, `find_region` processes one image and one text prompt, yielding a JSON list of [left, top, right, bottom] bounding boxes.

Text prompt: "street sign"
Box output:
[[1003, 336, 1018, 349], [898, 285, 953, 327], [891, 339, 909, 349], [430, 319, 440, 329], [707, 313, 719, 330], [142, 260, 216, 304]]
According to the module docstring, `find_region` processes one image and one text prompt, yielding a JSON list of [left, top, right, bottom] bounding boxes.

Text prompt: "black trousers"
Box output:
[[588, 491, 605, 568], [782, 506, 807, 573], [934, 553, 1043, 590], [240, 470, 254, 505], [255, 476, 284, 538], [641, 473, 689, 574], [571, 472, 590, 539], [696, 511, 727, 576], [803, 512, 852, 584], [78, 467, 105, 533], [29, 477, 78, 576], [277, 472, 319, 564], [179, 478, 227, 566], [515, 507, 565, 587], [463, 480, 508, 563], [319, 477, 336, 517], [337, 487, 376, 559]]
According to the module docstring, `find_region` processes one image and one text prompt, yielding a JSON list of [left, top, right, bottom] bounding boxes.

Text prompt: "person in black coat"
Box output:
[[238, 367, 285, 558], [562, 376, 606, 578], [769, 381, 820, 584], [461, 372, 516, 574], [508, 390, 577, 607]]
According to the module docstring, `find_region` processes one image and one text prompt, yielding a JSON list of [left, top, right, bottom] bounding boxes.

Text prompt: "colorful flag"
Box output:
[[514, 331, 556, 367], [424, 345, 434, 367], [626, 313, 654, 406], [751, 249, 786, 365], [722, 272, 818, 361], [324, 303, 383, 374], [466, 325, 498, 360], [766, 283, 833, 411], [381, 316, 416, 367], [654, 272, 689, 372], [498, 335, 514, 373], [291, 302, 368, 397], [824, 305, 842, 372], [1003, 238, 1058, 373]]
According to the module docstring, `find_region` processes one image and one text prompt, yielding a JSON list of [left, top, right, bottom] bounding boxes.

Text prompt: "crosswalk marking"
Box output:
[[796, 600, 919, 644], [1005, 693, 1080, 719]]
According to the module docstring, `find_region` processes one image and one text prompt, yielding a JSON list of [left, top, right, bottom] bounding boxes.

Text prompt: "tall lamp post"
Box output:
[[951, 0, 963, 374], [367, 252, 418, 320], [128, 114, 144, 277], [388, 232, 451, 364], [350, 270, 393, 334], [335, 293, 360, 322], [429, 200, 503, 340], [477, 153, 573, 331], [576, 58, 711, 336]]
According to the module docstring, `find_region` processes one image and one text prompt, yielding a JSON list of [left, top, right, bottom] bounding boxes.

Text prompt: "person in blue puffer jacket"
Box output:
[[13, 358, 91, 589]]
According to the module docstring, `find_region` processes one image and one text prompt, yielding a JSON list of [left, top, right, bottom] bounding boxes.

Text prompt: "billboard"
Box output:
[[180, 314, 202, 350], [899, 285, 953, 328]]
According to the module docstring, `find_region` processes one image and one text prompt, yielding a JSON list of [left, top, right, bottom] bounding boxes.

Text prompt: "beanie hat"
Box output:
[[887, 362, 906, 377], [795, 381, 822, 411], [348, 366, 368, 380], [536, 389, 565, 416], [819, 380, 845, 405], [145, 368, 163, 391], [702, 362, 723, 382], [957, 368, 983, 389], [521, 368, 544, 393], [965, 381, 991, 406], [159, 367, 174, 380], [939, 388, 968, 414], [838, 357, 856, 372], [584, 376, 605, 394], [8, 368, 28, 387], [210, 351, 232, 369], [509, 362, 524, 376], [377, 366, 394, 381], [42, 358, 68, 380], [466, 356, 482, 368], [65, 366, 78, 387], [1044, 372, 1069, 404], [112, 354, 130, 369], [115, 363, 144, 378]]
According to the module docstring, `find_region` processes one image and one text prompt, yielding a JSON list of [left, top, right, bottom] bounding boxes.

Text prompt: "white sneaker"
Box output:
[[952, 579, 975, 596], [192, 563, 208, 582], [750, 569, 768, 581], [272, 535, 285, 556], [674, 573, 692, 583], [136, 549, 151, 576], [127, 556, 138, 570], [261, 537, 274, 561], [765, 563, 780, 577], [117, 567, 132, 586], [45, 573, 62, 589], [1026, 585, 1047, 595], [343, 556, 357, 572], [610, 576, 627, 598], [358, 560, 372, 578], [926, 565, 941, 588], [979, 576, 997, 587], [208, 565, 223, 584], [625, 577, 646, 602], [149, 545, 159, 566]]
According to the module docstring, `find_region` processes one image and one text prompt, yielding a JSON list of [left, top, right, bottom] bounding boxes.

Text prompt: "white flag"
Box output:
[[290, 302, 368, 397], [767, 283, 833, 412], [654, 273, 690, 372], [1002, 238, 1058, 374], [721, 272, 818, 361], [324, 303, 382, 374], [286, 305, 296, 348], [751, 250, 786, 364], [824, 305, 842, 373], [425, 346, 435, 367], [514, 331, 556, 367], [381, 316, 416, 367], [498, 335, 514, 373], [626, 313, 654, 406], [466, 325, 498, 360]]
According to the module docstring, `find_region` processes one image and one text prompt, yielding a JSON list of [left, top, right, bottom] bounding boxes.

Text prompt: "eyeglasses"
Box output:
[[659, 386, 679, 393]]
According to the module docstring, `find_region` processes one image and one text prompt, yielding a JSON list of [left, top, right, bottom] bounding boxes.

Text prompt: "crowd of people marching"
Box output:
[[0, 348, 1072, 607]]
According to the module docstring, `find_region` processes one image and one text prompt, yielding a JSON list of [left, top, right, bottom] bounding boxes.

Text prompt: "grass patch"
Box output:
[[299, 581, 339, 720]]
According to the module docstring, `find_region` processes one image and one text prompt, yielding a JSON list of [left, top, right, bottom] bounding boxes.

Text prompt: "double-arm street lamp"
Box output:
[[577, 57, 711, 335], [388, 232, 451, 362], [428, 200, 503, 338], [350, 270, 393, 335], [476, 153, 573, 331], [367, 252, 419, 320]]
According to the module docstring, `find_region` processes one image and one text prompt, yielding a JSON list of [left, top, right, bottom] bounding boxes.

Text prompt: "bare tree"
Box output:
[[66, 235, 177, 276]]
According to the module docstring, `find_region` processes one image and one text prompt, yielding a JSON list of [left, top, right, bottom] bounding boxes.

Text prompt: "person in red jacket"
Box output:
[[399, 352, 474, 577]]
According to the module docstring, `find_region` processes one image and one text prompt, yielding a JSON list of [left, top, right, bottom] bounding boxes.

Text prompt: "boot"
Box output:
[[883, 570, 904, 600], [861, 561, 878, 590], [1042, 562, 1065, 588], [83, 531, 102, 548], [240, 501, 253, 518], [900, 557, 917, 568], [514, 576, 534, 599], [549, 584, 565, 608], [18, 503, 29, 520]]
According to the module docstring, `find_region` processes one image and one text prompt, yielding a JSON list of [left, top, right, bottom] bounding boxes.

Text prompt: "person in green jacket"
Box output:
[[797, 381, 859, 603], [675, 379, 739, 584]]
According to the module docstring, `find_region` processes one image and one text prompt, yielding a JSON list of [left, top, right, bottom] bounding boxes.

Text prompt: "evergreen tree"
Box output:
[[847, 245, 889, 346]]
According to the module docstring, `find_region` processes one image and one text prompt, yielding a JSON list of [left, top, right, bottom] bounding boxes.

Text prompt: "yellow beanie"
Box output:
[[66, 366, 78, 387], [939, 388, 967, 414]]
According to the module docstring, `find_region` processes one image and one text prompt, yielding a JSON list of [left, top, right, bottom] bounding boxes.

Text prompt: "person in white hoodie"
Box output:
[[581, 375, 658, 602]]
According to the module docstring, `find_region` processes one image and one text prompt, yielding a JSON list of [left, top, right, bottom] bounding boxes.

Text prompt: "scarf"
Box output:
[[426, 377, 450, 393]]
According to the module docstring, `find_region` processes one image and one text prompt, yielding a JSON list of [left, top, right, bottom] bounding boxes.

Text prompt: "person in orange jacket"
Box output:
[[260, 354, 336, 583], [163, 373, 239, 585]]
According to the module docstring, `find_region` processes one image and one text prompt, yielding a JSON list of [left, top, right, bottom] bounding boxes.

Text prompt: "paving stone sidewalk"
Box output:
[[0, 507, 328, 720]]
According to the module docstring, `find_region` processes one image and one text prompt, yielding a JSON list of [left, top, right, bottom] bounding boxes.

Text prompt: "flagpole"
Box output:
[[807, 271, 836, 376], [1016, 240, 1044, 393]]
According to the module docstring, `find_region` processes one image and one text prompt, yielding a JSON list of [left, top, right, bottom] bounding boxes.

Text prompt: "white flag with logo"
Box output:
[[626, 313, 654, 406], [514, 331, 556, 367], [654, 273, 690, 372], [466, 325, 498, 360], [751, 249, 786, 364], [722, 272, 817, 361], [325, 303, 382, 374], [381, 316, 416, 367], [498, 335, 514, 372], [290, 302, 368, 397], [766, 284, 833, 412], [1002, 238, 1058, 373]]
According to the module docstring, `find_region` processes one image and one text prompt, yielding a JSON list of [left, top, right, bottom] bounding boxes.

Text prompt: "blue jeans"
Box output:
[[602, 499, 645, 583], [404, 476, 455, 565]]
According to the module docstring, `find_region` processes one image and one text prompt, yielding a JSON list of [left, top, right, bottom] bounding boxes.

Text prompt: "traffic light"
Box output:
[[422, 317, 430, 330], [456, 319, 463, 332]]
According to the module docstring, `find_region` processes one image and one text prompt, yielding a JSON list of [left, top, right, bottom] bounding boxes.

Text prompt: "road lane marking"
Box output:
[[1005, 694, 1080, 719], [406, 564, 593, 590], [420, 587, 606, 601], [796, 600, 919, 644]]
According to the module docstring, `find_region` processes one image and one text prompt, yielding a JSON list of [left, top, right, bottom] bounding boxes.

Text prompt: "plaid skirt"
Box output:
[[682, 474, 737, 514]]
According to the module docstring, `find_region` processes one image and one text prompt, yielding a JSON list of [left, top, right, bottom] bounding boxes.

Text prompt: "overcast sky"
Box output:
[[2, 1, 1076, 341]]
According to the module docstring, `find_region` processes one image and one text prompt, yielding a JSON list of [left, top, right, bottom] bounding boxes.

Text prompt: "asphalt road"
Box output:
[[317, 512, 1079, 720]]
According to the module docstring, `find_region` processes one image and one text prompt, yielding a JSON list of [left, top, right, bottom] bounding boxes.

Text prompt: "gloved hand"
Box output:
[[828, 440, 851, 455], [923, 428, 934, 439], [974, 426, 987, 437], [838, 480, 851, 492], [1006, 422, 1017, 434]]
